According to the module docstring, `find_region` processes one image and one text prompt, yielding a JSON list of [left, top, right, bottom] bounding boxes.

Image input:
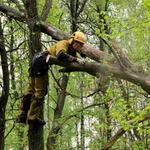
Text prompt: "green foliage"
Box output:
[[1, 0, 150, 149]]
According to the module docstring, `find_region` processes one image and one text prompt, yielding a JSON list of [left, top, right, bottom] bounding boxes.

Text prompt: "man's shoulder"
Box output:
[[56, 40, 70, 49], [57, 40, 69, 45]]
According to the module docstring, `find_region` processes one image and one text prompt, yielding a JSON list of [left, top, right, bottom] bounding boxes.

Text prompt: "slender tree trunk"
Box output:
[[47, 73, 69, 150], [80, 78, 85, 150], [0, 18, 9, 150], [104, 103, 111, 141]]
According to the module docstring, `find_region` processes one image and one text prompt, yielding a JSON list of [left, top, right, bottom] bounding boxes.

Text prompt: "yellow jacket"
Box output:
[[47, 40, 79, 62]]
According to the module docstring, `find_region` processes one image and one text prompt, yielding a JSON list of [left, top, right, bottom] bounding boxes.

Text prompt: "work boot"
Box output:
[[16, 94, 32, 124], [28, 117, 46, 125], [27, 97, 45, 125]]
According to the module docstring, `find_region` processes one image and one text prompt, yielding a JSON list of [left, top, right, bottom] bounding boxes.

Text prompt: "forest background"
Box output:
[[0, 0, 150, 150]]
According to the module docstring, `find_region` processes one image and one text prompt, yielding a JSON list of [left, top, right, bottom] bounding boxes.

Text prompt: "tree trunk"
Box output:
[[22, 0, 42, 56], [22, 0, 44, 149], [47, 73, 69, 150], [0, 18, 9, 150], [80, 78, 85, 150]]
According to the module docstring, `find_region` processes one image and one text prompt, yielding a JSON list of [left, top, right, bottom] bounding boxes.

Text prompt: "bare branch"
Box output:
[[40, 0, 52, 21], [103, 112, 150, 150]]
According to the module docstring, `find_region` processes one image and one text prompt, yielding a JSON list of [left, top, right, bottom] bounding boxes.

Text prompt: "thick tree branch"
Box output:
[[0, 3, 26, 22], [47, 56, 150, 94]]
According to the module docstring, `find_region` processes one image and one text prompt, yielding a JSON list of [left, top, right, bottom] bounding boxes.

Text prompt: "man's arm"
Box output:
[[56, 50, 85, 65], [56, 50, 77, 62]]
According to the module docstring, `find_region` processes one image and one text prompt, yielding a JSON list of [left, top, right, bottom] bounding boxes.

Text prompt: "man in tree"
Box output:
[[16, 31, 86, 125]]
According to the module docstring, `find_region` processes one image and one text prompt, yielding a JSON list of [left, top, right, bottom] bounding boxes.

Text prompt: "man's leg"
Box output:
[[16, 77, 35, 123], [27, 97, 45, 125], [27, 72, 48, 125], [16, 94, 32, 123]]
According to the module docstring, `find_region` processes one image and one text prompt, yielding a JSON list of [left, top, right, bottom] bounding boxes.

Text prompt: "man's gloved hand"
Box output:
[[76, 58, 85, 65]]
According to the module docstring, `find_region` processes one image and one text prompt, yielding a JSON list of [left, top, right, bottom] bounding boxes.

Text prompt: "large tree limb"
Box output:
[[47, 56, 150, 94]]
